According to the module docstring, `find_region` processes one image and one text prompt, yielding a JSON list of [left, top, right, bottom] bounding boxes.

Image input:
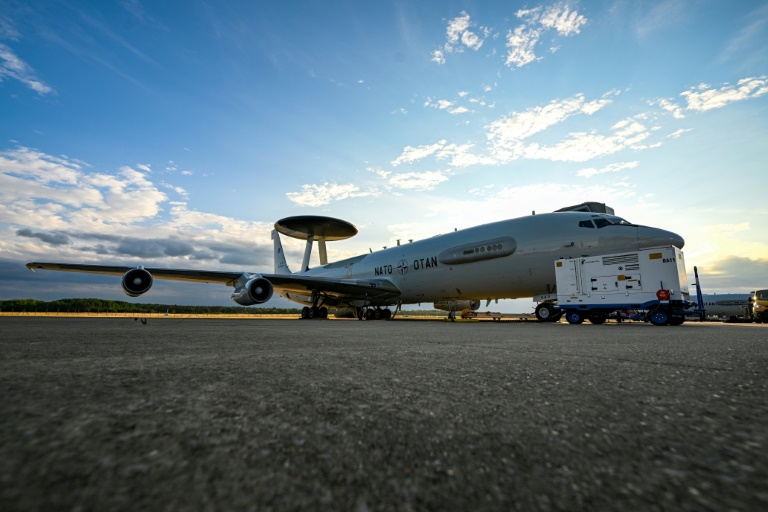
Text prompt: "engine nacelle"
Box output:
[[122, 267, 153, 297], [231, 277, 274, 306], [434, 300, 481, 312]]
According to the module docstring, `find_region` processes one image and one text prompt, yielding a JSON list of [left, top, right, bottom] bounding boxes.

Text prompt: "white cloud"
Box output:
[[656, 98, 686, 119], [507, 3, 587, 68], [681, 76, 768, 112], [394, 92, 653, 168], [576, 161, 639, 178], [0, 147, 168, 234], [388, 170, 450, 191], [434, 11, 487, 64], [446, 13, 471, 45], [161, 182, 189, 198], [285, 182, 374, 207], [517, 120, 651, 163], [486, 93, 613, 151], [367, 166, 391, 179], [391, 140, 447, 166], [505, 26, 541, 67], [538, 3, 588, 35], [436, 143, 496, 167], [668, 128, 693, 139], [0, 43, 54, 95], [0, 146, 290, 274]]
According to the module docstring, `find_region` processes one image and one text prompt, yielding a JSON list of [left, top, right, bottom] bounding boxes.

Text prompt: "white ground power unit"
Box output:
[[552, 246, 699, 326]]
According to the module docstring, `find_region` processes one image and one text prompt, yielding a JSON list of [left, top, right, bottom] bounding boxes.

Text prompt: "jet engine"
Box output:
[[231, 276, 274, 306], [122, 267, 153, 297], [434, 300, 481, 312]]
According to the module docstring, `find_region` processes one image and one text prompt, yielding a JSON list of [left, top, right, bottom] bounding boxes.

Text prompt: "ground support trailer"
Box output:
[[535, 246, 704, 326]]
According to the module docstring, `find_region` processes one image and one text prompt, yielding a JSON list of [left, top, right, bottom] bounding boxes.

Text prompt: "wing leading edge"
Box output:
[[25, 262, 401, 303], [26, 262, 243, 285]]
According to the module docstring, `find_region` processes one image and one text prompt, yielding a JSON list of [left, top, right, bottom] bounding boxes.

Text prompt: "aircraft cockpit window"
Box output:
[[579, 220, 595, 228], [591, 216, 635, 228], [607, 216, 633, 225], [593, 218, 611, 228]]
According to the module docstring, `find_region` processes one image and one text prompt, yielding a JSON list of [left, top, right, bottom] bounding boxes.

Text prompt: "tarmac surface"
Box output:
[[1, 317, 766, 511]]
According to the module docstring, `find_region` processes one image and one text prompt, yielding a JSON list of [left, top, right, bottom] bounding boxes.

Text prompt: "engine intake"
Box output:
[[434, 300, 481, 312], [231, 277, 274, 306], [122, 268, 153, 297]]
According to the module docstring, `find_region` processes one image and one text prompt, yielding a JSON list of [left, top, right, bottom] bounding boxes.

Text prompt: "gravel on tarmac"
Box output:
[[1, 317, 767, 511]]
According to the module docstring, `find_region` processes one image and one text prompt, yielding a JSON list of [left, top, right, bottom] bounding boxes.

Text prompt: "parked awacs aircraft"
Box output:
[[26, 209, 684, 321]]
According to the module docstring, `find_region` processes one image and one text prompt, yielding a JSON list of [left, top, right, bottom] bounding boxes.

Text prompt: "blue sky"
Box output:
[[1, 0, 767, 311]]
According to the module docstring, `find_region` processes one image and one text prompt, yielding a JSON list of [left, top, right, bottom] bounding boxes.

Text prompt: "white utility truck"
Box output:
[[540, 246, 702, 326]]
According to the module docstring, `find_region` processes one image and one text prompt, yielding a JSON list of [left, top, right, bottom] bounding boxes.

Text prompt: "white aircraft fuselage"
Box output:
[[281, 212, 684, 307], [26, 210, 685, 317]]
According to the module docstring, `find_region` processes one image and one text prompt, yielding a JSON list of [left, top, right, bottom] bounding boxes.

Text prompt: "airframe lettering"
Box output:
[[412, 256, 438, 270]]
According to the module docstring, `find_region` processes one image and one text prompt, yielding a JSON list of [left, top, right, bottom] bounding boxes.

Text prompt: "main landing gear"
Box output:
[[301, 306, 328, 319], [357, 307, 392, 320]]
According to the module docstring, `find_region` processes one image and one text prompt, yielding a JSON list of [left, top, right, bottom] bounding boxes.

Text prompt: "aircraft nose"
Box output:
[[669, 231, 685, 249], [638, 226, 685, 249]]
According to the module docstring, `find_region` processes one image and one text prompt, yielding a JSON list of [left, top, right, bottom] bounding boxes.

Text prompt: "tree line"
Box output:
[[0, 298, 301, 315], [0, 298, 445, 316]]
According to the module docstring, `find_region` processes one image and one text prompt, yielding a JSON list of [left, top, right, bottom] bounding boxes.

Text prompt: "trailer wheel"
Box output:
[[668, 316, 684, 326], [648, 309, 670, 326], [535, 303, 561, 322], [588, 315, 606, 325], [565, 311, 584, 324]]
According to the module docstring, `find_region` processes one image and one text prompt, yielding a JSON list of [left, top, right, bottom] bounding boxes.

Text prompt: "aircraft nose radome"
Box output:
[[638, 227, 685, 249], [670, 231, 685, 249]]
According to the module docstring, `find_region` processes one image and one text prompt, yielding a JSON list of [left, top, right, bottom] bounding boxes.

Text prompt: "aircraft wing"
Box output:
[[26, 262, 243, 285], [262, 274, 401, 301], [25, 262, 402, 301]]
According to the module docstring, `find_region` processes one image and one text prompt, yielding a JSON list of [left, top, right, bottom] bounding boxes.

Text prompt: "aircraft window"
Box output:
[[594, 218, 611, 228], [579, 220, 595, 228], [591, 216, 635, 228]]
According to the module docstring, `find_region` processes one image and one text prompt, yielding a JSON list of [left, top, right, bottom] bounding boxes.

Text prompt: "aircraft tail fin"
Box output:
[[272, 230, 291, 274]]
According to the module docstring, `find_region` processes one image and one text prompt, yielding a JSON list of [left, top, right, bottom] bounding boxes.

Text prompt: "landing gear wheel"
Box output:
[[535, 303, 560, 322], [565, 311, 584, 324], [357, 308, 364, 320], [365, 309, 375, 320], [648, 309, 670, 326], [588, 315, 606, 325], [382, 308, 392, 320], [319, 306, 328, 319], [301, 306, 310, 319]]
